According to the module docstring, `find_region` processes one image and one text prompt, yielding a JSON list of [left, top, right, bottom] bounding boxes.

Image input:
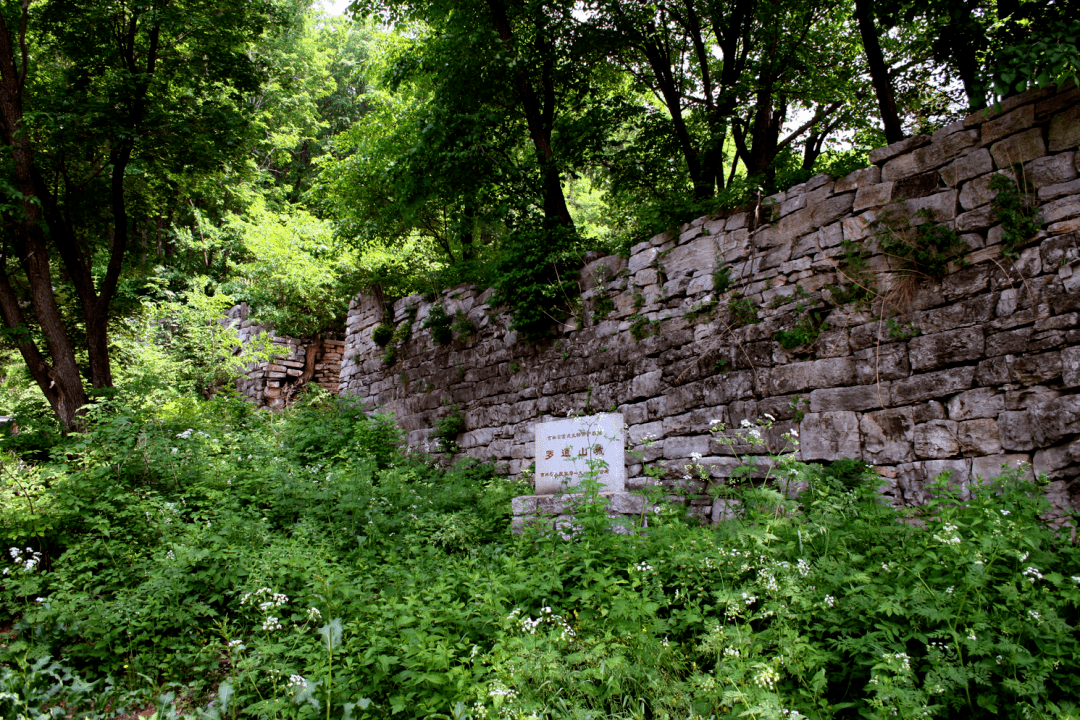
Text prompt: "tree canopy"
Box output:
[[0, 0, 1076, 429]]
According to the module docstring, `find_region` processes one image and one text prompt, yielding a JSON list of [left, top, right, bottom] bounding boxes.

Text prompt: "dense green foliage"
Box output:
[[2, 399, 1079, 719], [3, 0, 1079, 432], [3, 3, 1080, 713]]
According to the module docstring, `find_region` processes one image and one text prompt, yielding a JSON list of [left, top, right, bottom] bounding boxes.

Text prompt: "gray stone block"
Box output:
[[991, 128, 1047, 168], [941, 149, 993, 188], [662, 435, 710, 460], [808, 357, 857, 388], [854, 343, 910, 384], [842, 211, 877, 241], [957, 418, 1002, 455], [607, 492, 645, 514], [853, 182, 894, 211], [512, 496, 538, 515], [835, 165, 882, 192], [1011, 351, 1063, 386], [895, 170, 942, 199], [771, 362, 812, 394], [800, 411, 862, 461], [1041, 195, 1080, 224], [1064, 347, 1080, 387], [870, 134, 931, 165], [809, 384, 890, 412], [999, 411, 1036, 451], [956, 205, 998, 232], [914, 420, 960, 458], [1026, 152, 1077, 188], [630, 370, 663, 400], [1038, 177, 1080, 201], [1049, 105, 1080, 152], [664, 236, 716, 277], [861, 407, 916, 464], [908, 328, 985, 371], [891, 367, 976, 405], [1030, 395, 1080, 445], [811, 193, 856, 228], [906, 190, 958, 222], [982, 104, 1036, 145], [628, 420, 664, 445], [883, 132, 978, 181], [895, 459, 971, 504], [947, 387, 1005, 420], [628, 246, 658, 274], [1034, 445, 1074, 478], [970, 454, 1032, 481]]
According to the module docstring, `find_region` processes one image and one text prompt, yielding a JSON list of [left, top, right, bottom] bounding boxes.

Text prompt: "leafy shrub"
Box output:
[[423, 304, 454, 345], [491, 220, 581, 340], [430, 404, 466, 453], [773, 302, 829, 350], [628, 313, 657, 342], [990, 171, 1041, 258], [371, 321, 394, 347], [712, 263, 732, 293], [727, 294, 759, 326], [390, 317, 413, 345], [451, 310, 476, 339], [3, 390, 1079, 720], [144, 282, 280, 398], [829, 239, 878, 307], [875, 206, 968, 281]]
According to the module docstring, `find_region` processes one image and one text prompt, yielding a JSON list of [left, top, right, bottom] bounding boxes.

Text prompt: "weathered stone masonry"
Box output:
[[227, 303, 343, 408], [334, 82, 1080, 522]]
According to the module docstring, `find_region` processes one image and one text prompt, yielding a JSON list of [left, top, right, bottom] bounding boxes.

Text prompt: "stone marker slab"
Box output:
[[535, 413, 626, 494]]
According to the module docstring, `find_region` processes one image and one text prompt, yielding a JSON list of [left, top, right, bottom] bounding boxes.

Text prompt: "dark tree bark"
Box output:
[[0, 4, 160, 429], [299, 337, 322, 387], [0, 4, 89, 431], [854, 0, 904, 143], [486, 0, 576, 230]]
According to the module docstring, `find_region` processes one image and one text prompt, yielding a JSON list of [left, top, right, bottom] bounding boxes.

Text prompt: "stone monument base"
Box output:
[[510, 491, 715, 533]]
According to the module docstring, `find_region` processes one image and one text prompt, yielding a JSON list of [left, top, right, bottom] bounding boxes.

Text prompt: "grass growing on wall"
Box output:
[[1, 394, 1079, 720]]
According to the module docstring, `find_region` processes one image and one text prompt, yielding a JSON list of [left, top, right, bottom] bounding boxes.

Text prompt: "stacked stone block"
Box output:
[[227, 303, 343, 408], [337, 82, 1080, 523]]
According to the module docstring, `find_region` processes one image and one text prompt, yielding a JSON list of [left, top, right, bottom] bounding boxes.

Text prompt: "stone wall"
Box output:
[[226, 303, 344, 408], [338, 82, 1080, 522]]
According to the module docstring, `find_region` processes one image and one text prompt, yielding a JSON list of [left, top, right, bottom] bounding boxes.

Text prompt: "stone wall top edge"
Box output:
[[345, 81, 1079, 340]]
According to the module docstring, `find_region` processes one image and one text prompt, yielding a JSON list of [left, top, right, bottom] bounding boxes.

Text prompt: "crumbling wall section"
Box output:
[[226, 303, 343, 408]]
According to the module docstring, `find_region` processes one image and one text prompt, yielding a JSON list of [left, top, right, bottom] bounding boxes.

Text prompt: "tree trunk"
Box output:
[[855, 0, 904, 144], [486, 0, 576, 230], [0, 6, 90, 432], [299, 337, 322, 387]]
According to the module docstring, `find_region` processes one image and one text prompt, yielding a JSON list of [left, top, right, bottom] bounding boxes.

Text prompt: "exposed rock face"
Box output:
[[263, 82, 1080, 524]]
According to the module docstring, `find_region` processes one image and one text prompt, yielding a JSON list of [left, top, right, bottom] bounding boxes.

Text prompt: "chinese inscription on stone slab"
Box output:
[[535, 413, 625, 494]]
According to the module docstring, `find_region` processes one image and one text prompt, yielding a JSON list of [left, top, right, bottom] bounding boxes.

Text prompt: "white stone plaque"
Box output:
[[535, 413, 625, 494]]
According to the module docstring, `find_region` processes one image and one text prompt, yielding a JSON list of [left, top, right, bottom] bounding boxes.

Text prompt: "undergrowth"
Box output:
[[1, 392, 1079, 720]]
